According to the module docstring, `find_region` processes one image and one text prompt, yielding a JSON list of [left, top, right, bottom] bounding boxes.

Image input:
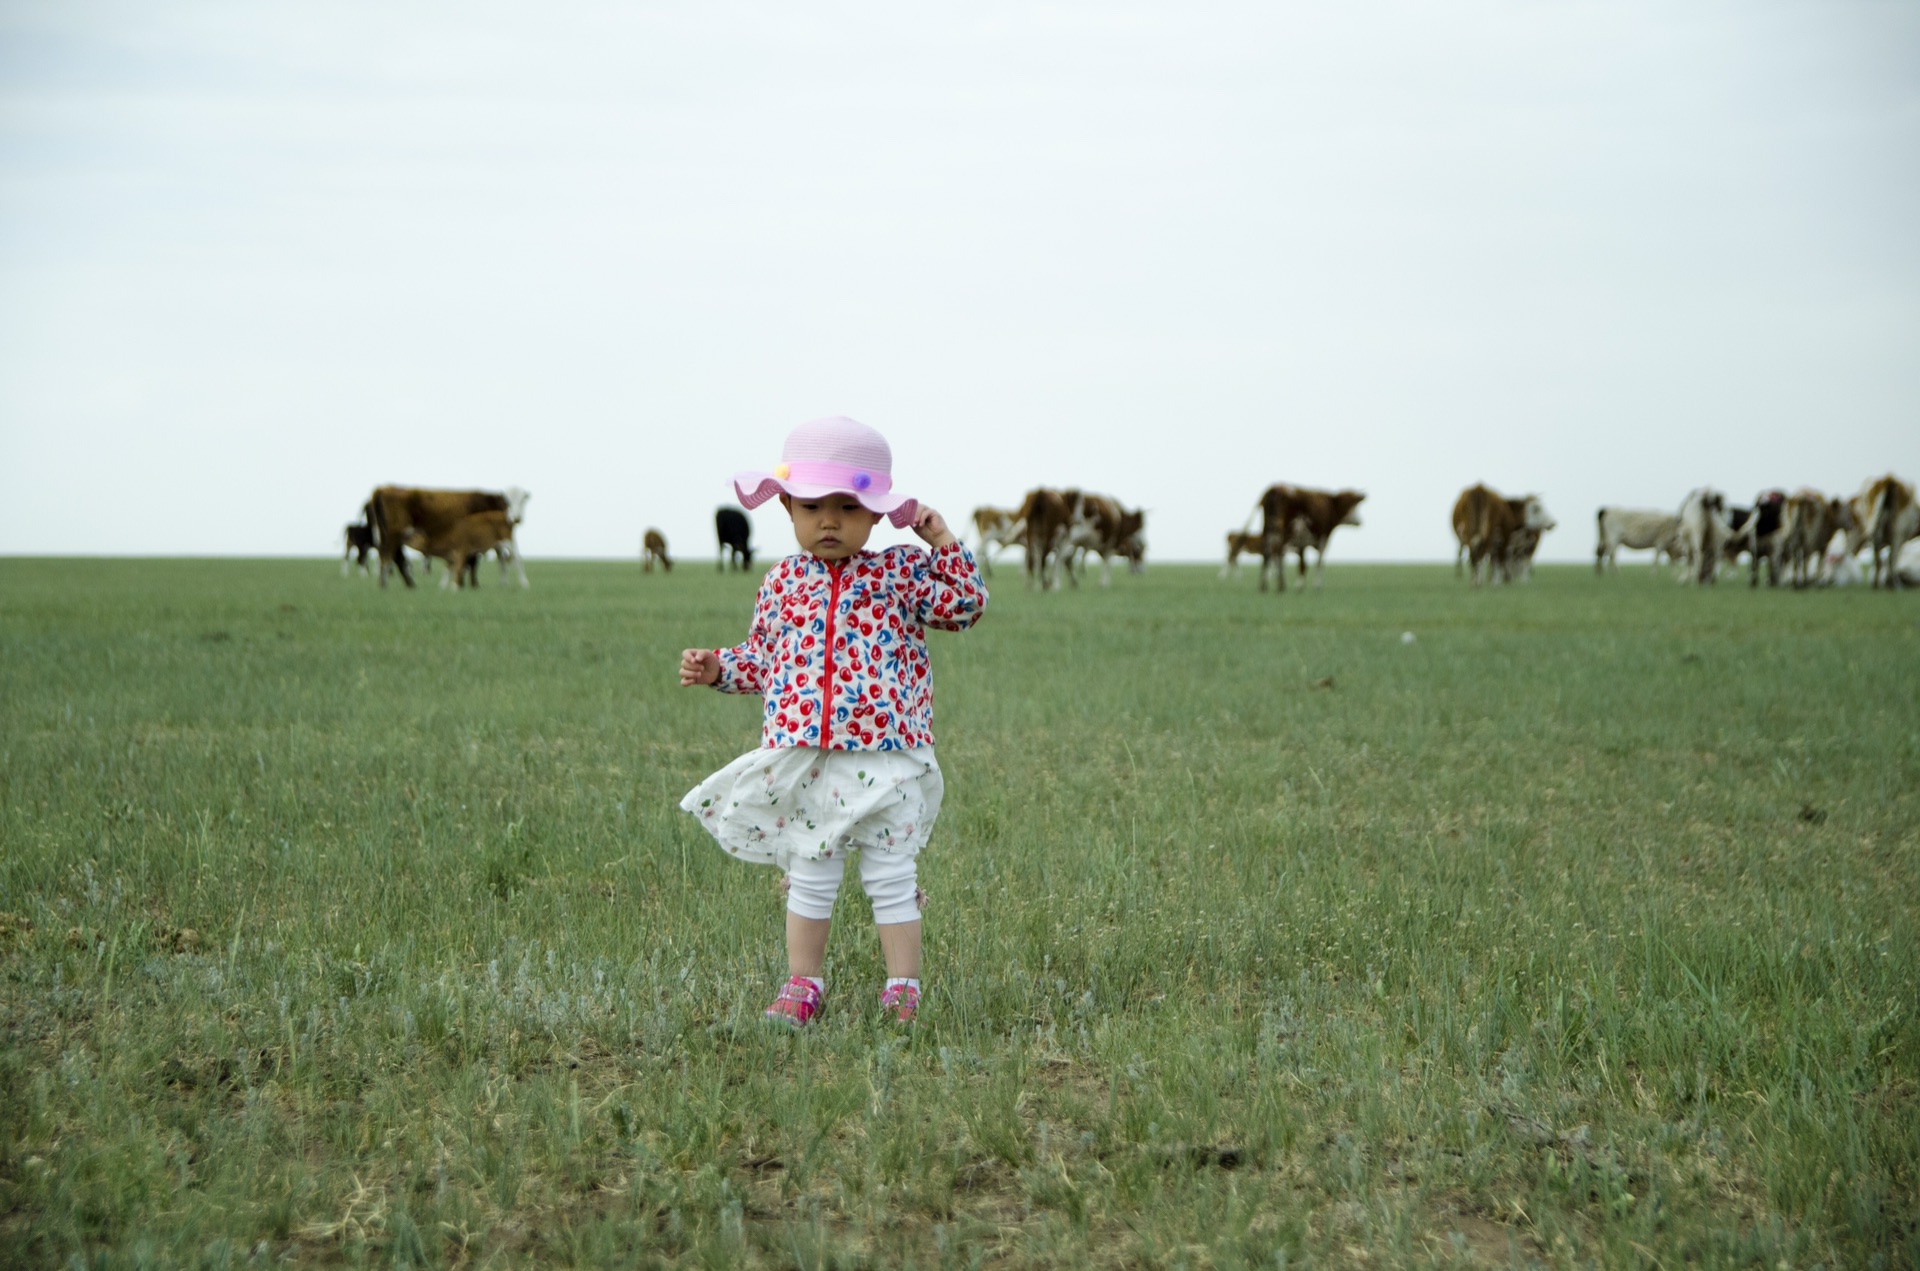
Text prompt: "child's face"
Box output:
[[781, 493, 882, 562]]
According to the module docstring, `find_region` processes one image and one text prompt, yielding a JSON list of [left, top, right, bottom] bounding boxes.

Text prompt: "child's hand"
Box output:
[[912, 504, 957, 549], [679, 648, 720, 687]]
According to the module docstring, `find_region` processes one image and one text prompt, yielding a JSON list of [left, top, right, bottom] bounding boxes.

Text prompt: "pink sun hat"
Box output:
[[734, 416, 920, 528]]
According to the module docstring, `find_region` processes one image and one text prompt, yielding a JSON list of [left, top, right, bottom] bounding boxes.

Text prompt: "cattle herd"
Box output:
[[337, 471, 1920, 594], [1595, 474, 1920, 589], [341, 486, 531, 589]]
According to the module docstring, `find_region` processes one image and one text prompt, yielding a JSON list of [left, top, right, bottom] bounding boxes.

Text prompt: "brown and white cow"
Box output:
[[369, 485, 529, 588], [1219, 529, 1263, 579], [1451, 484, 1549, 587], [1253, 485, 1365, 592], [1059, 490, 1145, 588], [970, 505, 1026, 577], [406, 509, 518, 590], [1594, 507, 1683, 574], [1846, 473, 1919, 589], [642, 528, 672, 573], [1018, 487, 1074, 591], [1778, 490, 1849, 589]]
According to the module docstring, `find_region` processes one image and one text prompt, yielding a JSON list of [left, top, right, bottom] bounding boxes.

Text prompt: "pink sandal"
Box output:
[[879, 982, 919, 1023], [765, 976, 824, 1028]]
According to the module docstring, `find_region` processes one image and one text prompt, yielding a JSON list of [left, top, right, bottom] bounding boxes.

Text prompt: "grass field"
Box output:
[[1, 556, 1915, 1269]]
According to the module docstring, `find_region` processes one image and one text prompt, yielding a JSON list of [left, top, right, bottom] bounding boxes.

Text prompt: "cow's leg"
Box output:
[[1312, 544, 1327, 590]]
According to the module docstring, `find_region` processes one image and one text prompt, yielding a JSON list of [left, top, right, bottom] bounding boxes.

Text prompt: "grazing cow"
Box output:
[[715, 508, 753, 571], [1252, 485, 1365, 592], [1219, 529, 1263, 579], [970, 506, 1026, 577], [1451, 484, 1550, 588], [1594, 508, 1683, 574], [1059, 490, 1145, 588], [1846, 473, 1920, 589], [342, 512, 376, 577], [405, 510, 517, 590], [642, 528, 672, 573], [369, 486, 528, 589], [1731, 490, 1788, 587], [1674, 487, 1732, 585], [1017, 487, 1074, 591]]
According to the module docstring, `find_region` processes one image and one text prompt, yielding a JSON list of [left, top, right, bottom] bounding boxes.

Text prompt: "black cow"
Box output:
[[342, 513, 376, 577], [1723, 490, 1788, 587], [715, 508, 754, 571]]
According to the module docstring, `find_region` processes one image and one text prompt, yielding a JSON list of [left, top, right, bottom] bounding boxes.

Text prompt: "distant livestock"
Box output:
[[1721, 490, 1787, 587], [1594, 508, 1683, 574], [1845, 473, 1919, 589], [1018, 488, 1072, 590], [715, 508, 753, 571], [642, 529, 672, 572], [1252, 485, 1365, 592], [1219, 529, 1262, 579], [1452, 485, 1552, 587], [1013, 488, 1144, 590], [970, 506, 1025, 577], [1674, 488, 1731, 585], [342, 512, 375, 577], [405, 510, 518, 590], [1780, 490, 1850, 588], [369, 486, 529, 589], [1060, 490, 1145, 587]]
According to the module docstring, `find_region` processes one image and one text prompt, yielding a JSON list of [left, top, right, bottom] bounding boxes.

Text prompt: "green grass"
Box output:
[[1, 557, 1915, 1268]]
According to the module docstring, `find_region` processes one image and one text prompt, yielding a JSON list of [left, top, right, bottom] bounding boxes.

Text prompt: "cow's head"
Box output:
[[1520, 496, 1556, 531], [1336, 491, 1366, 528], [504, 486, 531, 525]]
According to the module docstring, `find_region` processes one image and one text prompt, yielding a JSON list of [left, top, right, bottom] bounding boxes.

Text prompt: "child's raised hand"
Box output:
[[911, 504, 957, 549], [679, 648, 720, 687]]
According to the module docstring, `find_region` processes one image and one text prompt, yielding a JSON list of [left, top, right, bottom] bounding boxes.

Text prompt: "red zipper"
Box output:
[[819, 559, 845, 749]]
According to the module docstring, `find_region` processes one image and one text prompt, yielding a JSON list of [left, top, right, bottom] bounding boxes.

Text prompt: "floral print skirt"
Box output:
[[679, 746, 943, 870]]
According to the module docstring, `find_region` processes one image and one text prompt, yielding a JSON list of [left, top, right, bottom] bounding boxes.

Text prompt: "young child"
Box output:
[[677, 416, 988, 1027]]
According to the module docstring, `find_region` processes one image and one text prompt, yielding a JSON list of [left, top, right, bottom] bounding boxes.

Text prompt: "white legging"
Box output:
[[786, 850, 920, 925]]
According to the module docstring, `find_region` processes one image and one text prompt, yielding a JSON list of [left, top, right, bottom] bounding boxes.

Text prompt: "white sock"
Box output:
[[886, 977, 919, 992], [797, 975, 824, 993]]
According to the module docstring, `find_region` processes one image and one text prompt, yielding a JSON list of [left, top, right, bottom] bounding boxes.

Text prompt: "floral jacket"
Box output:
[[712, 543, 988, 750]]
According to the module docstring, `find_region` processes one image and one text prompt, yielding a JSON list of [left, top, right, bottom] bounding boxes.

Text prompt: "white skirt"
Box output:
[[679, 746, 943, 870]]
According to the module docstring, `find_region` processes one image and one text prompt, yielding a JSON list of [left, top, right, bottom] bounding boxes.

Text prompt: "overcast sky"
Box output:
[[3, 1, 1916, 563]]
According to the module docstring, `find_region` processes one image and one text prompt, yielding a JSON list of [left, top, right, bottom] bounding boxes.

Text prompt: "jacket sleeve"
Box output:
[[908, 542, 989, 631], [713, 571, 777, 693]]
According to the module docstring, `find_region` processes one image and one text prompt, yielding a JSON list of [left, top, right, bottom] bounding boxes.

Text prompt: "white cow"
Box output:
[[1594, 508, 1683, 574], [1675, 488, 1731, 585]]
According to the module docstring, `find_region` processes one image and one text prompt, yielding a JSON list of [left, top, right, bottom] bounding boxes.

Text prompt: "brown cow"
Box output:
[[1451, 484, 1551, 587], [642, 528, 672, 573], [369, 485, 529, 588], [406, 510, 517, 590], [1254, 485, 1365, 592], [1017, 488, 1073, 591], [1219, 529, 1262, 579]]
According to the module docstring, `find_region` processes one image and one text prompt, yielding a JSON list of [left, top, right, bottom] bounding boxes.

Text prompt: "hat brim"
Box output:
[[734, 474, 919, 529]]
